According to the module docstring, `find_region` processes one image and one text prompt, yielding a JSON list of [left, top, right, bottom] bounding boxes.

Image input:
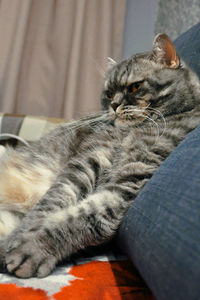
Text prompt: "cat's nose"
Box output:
[[111, 101, 120, 112]]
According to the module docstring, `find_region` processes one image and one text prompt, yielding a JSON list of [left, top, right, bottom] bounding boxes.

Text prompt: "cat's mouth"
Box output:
[[110, 105, 150, 126]]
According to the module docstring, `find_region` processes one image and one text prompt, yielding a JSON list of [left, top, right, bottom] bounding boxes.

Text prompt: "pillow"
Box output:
[[174, 21, 200, 79]]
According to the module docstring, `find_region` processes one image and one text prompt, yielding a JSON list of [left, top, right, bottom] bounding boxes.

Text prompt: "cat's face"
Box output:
[[101, 34, 199, 127]]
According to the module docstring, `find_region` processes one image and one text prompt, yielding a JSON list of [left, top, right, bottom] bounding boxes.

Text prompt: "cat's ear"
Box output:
[[153, 34, 179, 68], [107, 57, 117, 70]]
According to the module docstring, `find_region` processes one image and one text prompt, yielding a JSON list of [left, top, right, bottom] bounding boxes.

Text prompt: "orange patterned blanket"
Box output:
[[0, 249, 154, 300]]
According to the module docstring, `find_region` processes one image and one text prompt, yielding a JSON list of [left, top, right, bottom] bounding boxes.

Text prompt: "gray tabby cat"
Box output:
[[0, 34, 200, 278]]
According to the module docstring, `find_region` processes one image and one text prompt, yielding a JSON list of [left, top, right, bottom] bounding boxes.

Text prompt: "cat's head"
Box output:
[[101, 34, 200, 127]]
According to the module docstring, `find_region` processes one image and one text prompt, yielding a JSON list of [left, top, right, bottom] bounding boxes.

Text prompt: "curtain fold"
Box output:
[[0, 0, 126, 119]]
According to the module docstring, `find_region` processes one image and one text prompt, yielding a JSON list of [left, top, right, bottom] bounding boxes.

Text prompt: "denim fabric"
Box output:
[[118, 23, 200, 300], [174, 22, 200, 78], [118, 125, 200, 300]]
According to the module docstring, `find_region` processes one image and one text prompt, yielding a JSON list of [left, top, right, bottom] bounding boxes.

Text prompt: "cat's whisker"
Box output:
[[122, 107, 147, 115], [143, 115, 161, 144], [66, 112, 110, 131], [122, 106, 166, 140], [135, 112, 161, 144], [146, 107, 166, 137]]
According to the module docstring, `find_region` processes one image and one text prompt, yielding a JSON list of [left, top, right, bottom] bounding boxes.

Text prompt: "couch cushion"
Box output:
[[174, 21, 200, 79]]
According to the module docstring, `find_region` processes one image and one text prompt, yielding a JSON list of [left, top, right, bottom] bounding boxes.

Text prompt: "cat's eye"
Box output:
[[105, 90, 114, 99], [128, 81, 143, 93]]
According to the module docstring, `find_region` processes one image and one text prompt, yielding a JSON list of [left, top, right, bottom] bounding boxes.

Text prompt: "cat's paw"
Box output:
[[5, 236, 57, 278]]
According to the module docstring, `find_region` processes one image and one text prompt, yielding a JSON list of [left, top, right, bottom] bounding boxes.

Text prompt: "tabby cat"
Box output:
[[0, 34, 200, 278]]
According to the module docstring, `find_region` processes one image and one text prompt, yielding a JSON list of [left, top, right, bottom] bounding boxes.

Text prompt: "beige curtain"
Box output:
[[0, 0, 126, 119]]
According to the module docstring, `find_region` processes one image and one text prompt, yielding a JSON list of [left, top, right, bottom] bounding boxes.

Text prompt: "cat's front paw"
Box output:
[[5, 235, 57, 278]]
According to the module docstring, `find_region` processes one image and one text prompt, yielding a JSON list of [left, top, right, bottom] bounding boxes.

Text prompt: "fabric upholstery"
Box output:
[[174, 21, 200, 78], [0, 113, 68, 146], [155, 1, 200, 40], [118, 125, 200, 299]]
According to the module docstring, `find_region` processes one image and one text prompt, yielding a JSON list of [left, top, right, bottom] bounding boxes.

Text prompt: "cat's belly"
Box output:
[[0, 149, 56, 214]]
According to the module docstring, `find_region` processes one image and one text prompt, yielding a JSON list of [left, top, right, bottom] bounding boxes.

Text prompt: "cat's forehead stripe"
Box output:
[[106, 57, 157, 89]]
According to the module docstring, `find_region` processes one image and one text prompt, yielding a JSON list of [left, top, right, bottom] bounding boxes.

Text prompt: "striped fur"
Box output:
[[0, 34, 200, 278]]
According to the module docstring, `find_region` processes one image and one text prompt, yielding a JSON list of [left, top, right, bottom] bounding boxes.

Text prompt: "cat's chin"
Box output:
[[113, 117, 144, 128], [110, 111, 147, 128]]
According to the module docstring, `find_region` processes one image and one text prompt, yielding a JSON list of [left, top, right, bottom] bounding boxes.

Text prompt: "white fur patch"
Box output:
[[0, 210, 21, 239], [0, 151, 56, 212], [95, 149, 112, 168], [48, 210, 67, 224]]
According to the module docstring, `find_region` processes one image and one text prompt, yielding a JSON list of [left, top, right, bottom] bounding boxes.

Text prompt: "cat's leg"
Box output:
[[4, 151, 114, 278], [0, 209, 24, 271], [4, 181, 135, 278], [4, 146, 157, 278]]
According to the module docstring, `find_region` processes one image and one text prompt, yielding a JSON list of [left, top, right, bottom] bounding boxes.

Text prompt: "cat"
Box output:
[[0, 33, 200, 278]]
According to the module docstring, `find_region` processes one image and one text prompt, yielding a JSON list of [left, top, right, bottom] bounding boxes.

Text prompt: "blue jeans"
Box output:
[[118, 124, 200, 299]]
